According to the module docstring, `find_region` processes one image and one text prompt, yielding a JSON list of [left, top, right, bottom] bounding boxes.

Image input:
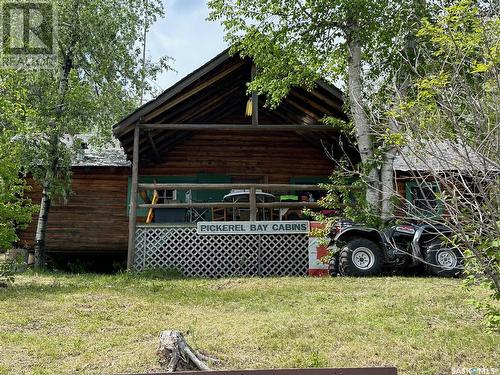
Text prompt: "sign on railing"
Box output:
[[197, 221, 310, 235]]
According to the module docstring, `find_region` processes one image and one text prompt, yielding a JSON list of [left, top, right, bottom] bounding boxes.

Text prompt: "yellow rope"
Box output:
[[146, 190, 159, 224]]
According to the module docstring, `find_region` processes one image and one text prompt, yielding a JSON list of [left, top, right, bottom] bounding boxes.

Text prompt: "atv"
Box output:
[[328, 220, 464, 277]]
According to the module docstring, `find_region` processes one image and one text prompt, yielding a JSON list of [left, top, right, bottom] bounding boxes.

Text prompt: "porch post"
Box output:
[[249, 186, 257, 221], [127, 126, 140, 270], [251, 64, 258, 126]]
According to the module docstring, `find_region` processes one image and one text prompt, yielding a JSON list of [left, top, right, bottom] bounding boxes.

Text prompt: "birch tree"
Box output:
[[12, 0, 170, 268], [392, 0, 499, 329], [208, 0, 427, 219]]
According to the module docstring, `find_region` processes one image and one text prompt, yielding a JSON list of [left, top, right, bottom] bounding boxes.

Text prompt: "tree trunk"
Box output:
[[380, 148, 397, 220], [380, 112, 400, 220], [346, 22, 380, 213], [32, 0, 80, 267], [34, 186, 51, 269], [379, 0, 427, 220]]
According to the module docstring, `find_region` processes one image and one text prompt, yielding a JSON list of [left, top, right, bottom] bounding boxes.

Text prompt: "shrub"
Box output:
[[0, 259, 16, 287]]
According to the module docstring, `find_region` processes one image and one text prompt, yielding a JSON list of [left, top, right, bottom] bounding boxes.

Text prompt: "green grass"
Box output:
[[0, 273, 498, 375]]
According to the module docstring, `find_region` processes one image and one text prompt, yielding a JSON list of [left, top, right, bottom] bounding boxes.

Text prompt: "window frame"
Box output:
[[405, 180, 444, 218], [157, 189, 177, 203]]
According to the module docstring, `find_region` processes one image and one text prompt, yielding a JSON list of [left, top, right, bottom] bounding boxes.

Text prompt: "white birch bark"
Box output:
[[380, 147, 397, 220], [33, 0, 80, 268], [34, 186, 51, 268], [346, 22, 380, 213]]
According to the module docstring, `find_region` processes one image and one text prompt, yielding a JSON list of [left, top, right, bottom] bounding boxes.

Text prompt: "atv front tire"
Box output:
[[339, 238, 383, 276]]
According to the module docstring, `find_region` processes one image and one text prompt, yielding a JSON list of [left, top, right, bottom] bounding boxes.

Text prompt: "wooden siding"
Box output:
[[140, 130, 335, 181], [18, 131, 336, 254], [19, 168, 130, 253]]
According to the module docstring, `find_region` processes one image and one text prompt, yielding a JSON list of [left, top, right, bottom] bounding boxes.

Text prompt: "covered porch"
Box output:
[[137, 182, 329, 223], [113, 50, 355, 275], [124, 125, 343, 276]]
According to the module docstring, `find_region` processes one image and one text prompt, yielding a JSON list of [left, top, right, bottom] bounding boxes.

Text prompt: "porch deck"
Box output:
[[131, 183, 330, 276], [131, 183, 338, 275]]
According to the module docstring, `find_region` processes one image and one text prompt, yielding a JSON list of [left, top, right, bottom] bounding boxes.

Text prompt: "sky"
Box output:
[[147, 0, 228, 96]]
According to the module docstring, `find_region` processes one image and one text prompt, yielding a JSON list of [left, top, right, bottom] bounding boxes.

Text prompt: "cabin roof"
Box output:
[[68, 135, 130, 167], [113, 49, 234, 137], [393, 140, 498, 172], [73, 146, 130, 167], [112, 48, 349, 164], [113, 48, 344, 136]]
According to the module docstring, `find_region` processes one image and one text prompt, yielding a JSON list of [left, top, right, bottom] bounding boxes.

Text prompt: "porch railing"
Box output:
[[127, 180, 347, 269], [136, 183, 331, 213]]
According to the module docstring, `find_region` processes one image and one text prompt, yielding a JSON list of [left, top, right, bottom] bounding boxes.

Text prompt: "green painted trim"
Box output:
[[127, 173, 231, 218], [405, 181, 444, 218], [290, 176, 329, 184]]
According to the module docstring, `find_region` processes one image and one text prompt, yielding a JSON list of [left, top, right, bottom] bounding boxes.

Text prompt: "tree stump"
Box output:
[[157, 330, 219, 372]]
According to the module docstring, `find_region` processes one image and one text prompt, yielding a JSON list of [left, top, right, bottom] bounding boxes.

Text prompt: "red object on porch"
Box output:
[[308, 222, 330, 277]]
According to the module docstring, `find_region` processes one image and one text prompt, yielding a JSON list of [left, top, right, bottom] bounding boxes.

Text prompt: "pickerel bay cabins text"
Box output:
[[197, 221, 310, 235]]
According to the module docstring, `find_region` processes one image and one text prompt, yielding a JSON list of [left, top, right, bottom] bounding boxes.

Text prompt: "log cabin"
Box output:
[[19, 50, 491, 274], [19, 49, 357, 274]]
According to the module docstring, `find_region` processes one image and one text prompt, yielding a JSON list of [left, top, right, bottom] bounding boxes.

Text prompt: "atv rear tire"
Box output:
[[426, 243, 463, 277], [339, 238, 383, 276]]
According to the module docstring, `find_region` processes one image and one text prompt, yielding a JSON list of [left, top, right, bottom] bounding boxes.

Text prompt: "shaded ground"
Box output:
[[0, 273, 498, 375]]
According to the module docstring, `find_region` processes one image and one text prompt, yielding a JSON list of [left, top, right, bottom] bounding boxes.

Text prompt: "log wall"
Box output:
[[19, 130, 335, 254], [19, 167, 130, 253], [141, 130, 335, 181]]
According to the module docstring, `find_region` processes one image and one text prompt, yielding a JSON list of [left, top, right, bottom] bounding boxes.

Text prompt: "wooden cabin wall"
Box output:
[[140, 130, 335, 181], [19, 167, 130, 254], [18, 130, 337, 254]]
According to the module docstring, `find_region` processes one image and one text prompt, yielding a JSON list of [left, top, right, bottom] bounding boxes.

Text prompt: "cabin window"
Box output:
[[405, 181, 443, 217], [156, 189, 177, 203], [127, 175, 198, 216]]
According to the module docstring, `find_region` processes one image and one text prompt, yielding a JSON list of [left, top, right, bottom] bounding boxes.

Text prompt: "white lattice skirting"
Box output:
[[134, 225, 309, 277]]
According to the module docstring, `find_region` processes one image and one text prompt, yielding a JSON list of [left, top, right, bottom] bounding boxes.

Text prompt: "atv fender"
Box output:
[[333, 227, 386, 249]]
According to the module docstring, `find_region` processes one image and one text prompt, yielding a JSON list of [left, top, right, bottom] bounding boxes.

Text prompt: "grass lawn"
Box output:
[[0, 273, 498, 375]]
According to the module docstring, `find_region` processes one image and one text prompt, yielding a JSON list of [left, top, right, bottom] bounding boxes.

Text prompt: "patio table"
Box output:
[[221, 189, 276, 221]]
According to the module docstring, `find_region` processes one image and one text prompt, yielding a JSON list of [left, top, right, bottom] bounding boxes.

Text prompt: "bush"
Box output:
[[0, 259, 16, 286]]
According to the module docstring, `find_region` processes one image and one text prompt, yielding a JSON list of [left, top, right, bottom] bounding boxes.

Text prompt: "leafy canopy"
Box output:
[[0, 71, 37, 250], [16, 0, 170, 197], [0, 0, 170, 251], [209, 0, 414, 109]]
